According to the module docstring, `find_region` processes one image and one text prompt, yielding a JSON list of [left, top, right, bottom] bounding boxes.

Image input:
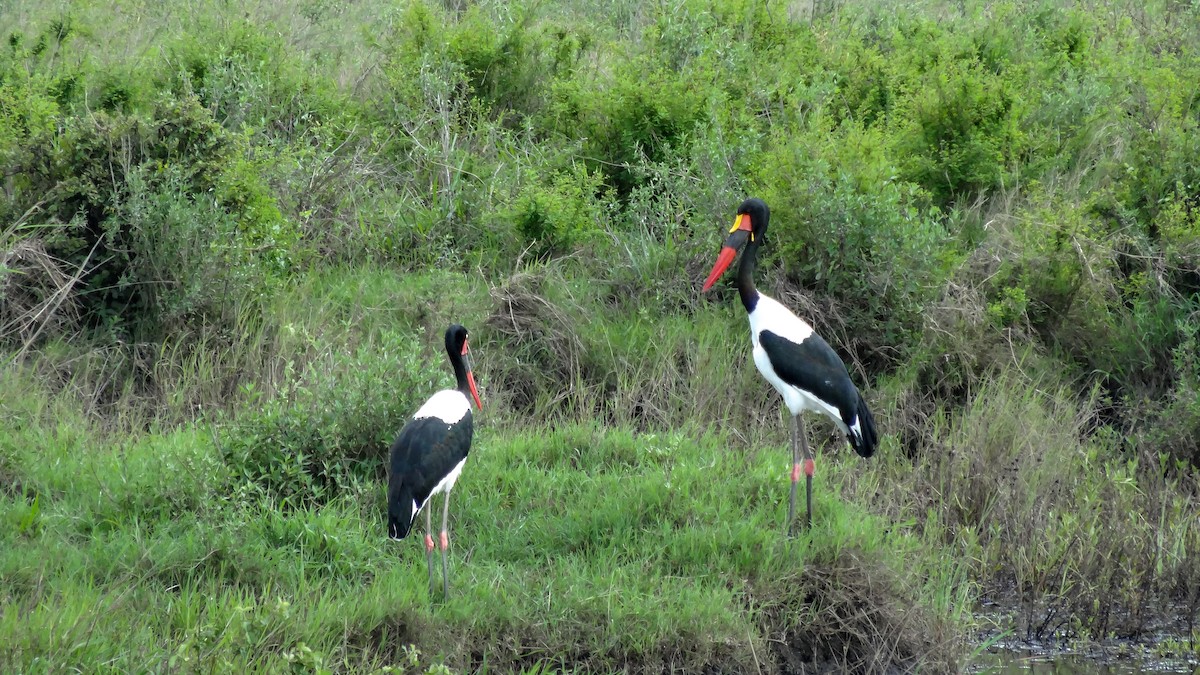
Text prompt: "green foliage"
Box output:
[[984, 192, 1111, 340], [0, 74, 59, 203], [504, 164, 611, 261], [1115, 60, 1200, 226], [0, 373, 966, 673], [886, 29, 1028, 205], [550, 56, 708, 198], [1148, 318, 1200, 467], [5, 0, 1200, 670], [449, 5, 590, 118], [986, 286, 1029, 329], [108, 164, 271, 337], [161, 17, 346, 140], [223, 328, 439, 508], [871, 374, 1199, 641], [0, 77, 297, 340], [752, 121, 953, 364], [374, 0, 590, 121]]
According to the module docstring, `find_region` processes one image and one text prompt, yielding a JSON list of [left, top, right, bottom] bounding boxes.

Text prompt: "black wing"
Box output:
[[759, 329, 859, 422], [386, 413, 473, 536]]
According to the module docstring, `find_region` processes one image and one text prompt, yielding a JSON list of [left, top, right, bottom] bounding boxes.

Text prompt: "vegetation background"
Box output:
[[1, 0, 1198, 672]]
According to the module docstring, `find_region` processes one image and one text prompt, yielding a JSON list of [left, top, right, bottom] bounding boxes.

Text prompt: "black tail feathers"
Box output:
[[847, 390, 877, 458]]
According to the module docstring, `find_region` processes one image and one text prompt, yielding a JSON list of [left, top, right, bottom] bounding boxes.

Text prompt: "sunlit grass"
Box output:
[[0, 380, 964, 671], [3, 0, 1200, 669]]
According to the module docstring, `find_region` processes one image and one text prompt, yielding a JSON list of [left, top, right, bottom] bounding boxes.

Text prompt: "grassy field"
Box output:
[[0, 411, 966, 672], [3, 0, 1200, 672], [2, 269, 970, 673]]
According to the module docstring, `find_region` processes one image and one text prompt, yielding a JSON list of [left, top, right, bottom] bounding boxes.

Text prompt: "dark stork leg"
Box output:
[[439, 492, 451, 598], [787, 415, 816, 534], [423, 506, 436, 596], [788, 415, 801, 535], [799, 416, 814, 528]]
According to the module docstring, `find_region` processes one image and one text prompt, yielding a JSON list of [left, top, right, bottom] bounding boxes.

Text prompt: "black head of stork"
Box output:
[[702, 197, 770, 297], [387, 323, 482, 598], [701, 198, 877, 534]]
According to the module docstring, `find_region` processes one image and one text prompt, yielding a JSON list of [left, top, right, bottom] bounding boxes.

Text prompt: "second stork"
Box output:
[[387, 324, 483, 598], [702, 198, 877, 533]]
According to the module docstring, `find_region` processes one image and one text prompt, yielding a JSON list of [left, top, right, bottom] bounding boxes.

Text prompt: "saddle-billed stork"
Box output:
[[387, 323, 483, 597], [702, 198, 877, 532]]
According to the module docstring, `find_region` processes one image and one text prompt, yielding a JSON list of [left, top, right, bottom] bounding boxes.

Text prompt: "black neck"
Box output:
[[450, 352, 471, 394], [737, 238, 760, 312]]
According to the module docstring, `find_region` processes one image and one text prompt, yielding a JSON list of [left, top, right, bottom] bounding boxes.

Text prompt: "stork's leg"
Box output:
[[798, 416, 814, 529], [423, 505, 436, 596], [788, 415, 801, 536], [439, 491, 451, 598]]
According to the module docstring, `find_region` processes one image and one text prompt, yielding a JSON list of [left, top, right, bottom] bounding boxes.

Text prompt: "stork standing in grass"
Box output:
[[387, 324, 483, 598], [702, 198, 878, 533]]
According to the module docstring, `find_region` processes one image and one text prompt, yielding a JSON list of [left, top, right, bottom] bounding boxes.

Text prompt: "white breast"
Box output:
[[748, 293, 814, 346]]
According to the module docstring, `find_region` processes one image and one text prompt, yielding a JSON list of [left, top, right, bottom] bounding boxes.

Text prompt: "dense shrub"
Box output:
[[503, 164, 611, 261], [1138, 317, 1200, 469], [30, 96, 294, 340], [222, 330, 438, 508], [161, 19, 345, 142], [1114, 57, 1200, 227], [750, 121, 953, 367], [549, 57, 708, 199], [0, 18, 320, 341]]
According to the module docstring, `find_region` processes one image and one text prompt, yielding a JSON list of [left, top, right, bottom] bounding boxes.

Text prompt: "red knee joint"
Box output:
[[439, 531, 449, 550], [424, 534, 435, 553], [791, 462, 802, 482], [804, 459, 815, 477]]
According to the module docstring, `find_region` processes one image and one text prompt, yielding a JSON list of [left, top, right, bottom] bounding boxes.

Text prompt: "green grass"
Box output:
[[4, 252, 1199, 671], [4, 0, 1200, 670], [0, 375, 966, 672]]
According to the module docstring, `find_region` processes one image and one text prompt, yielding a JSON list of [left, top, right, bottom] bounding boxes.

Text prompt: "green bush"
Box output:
[[892, 49, 1027, 206], [0, 81, 59, 216], [23, 94, 297, 340], [449, 5, 590, 119], [222, 330, 438, 508], [0, 14, 312, 342], [504, 164, 611, 261], [549, 56, 708, 198], [376, 1, 588, 120], [161, 19, 344, 140], [751, 121, 953, 367], [1156, 191, 1200, 297], [1115, 58, 1200, 226], [1145, 318, 1200, 468]]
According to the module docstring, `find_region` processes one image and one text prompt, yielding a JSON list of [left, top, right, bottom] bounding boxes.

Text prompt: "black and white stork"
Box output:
[[387, 323, 483, 598], [702, 198, 877, 532]]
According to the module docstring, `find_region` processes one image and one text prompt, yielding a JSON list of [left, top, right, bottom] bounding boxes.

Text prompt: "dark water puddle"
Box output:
[[968, 626, 1199, 673], [969, 649, 1199, 673], [968, 598, 1199, 673]]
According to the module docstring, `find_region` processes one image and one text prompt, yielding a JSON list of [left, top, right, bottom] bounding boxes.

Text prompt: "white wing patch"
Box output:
[[413, 389, 470, 424], [407, 458, 468, 524]]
